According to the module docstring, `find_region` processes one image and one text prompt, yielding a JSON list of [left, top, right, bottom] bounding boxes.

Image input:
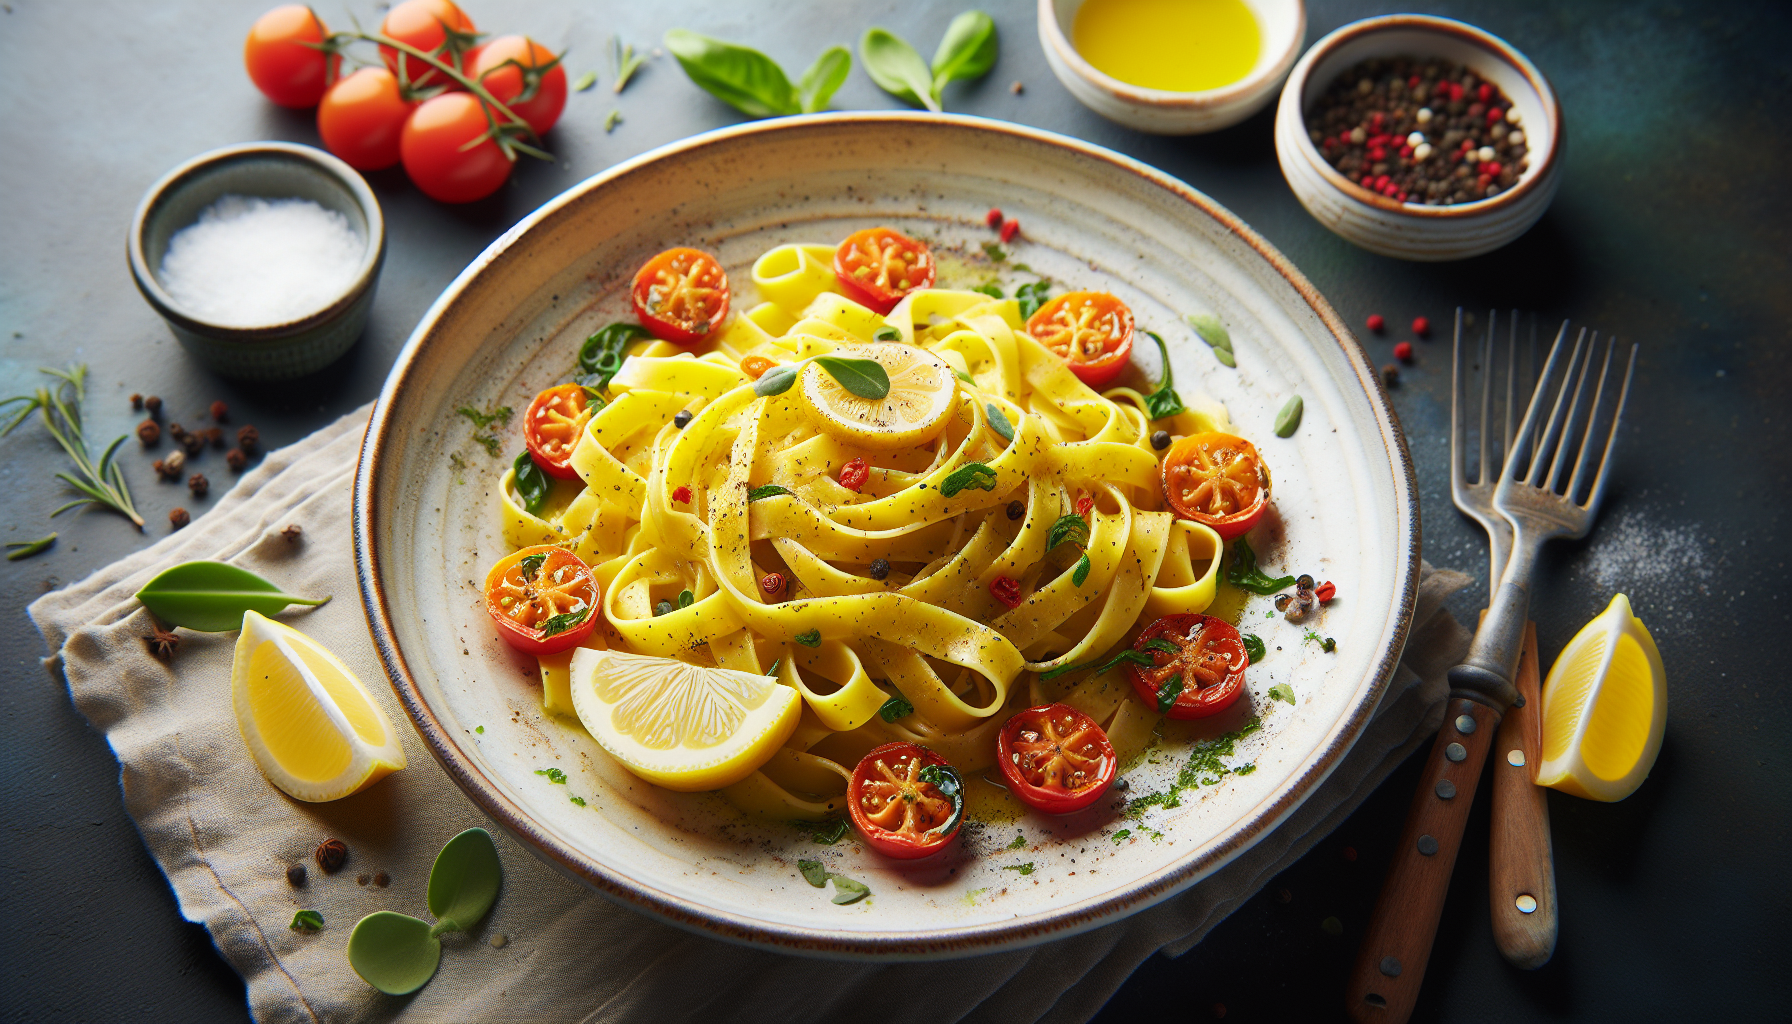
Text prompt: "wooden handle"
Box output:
[[1489, 622, 1558, 968], [1346, 696, 1502, 1024]]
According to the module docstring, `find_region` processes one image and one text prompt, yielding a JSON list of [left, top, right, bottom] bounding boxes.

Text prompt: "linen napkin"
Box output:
[[30, 405, 1473, 1024]]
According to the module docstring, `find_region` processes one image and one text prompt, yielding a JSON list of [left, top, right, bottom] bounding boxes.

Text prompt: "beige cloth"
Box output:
[[30, 405, 1474, 1024]]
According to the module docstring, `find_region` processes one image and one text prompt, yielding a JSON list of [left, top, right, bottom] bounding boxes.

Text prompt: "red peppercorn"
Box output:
[[1075, 494, 1094, 516], [999, 218, 1020, 243], [838, 457, 869, 493], [1394, 341, 1414, 363], [989, 576, 1023, 609], [1408, 75, 1421, 88], [1460, 138, 1475, 152], [1477, 83, 1494, 102], [1400, 144, 1414, 159], [1315, 581, 1337, 604], [1366, 314, 1385, 333], [1411, 317, 1430, 337], [760, 573, 784, 596], [1487, 107, 1504, 124], [986, 208, 1003, 228], [671, 485, 692, 504]]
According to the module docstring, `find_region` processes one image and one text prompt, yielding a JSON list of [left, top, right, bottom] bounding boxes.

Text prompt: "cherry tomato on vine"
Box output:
[[401, 92, 514, 203], [316, 67, 414, 171], [1128, 613, 1249, 720], [483, 546, 600, 656], [523, 384, 593, 480], [1160, 431, 1271, 540], [848, 742, 963, 859], [997, 703, 1117, 814], [834, 228, 936, 314], [244, 5, 338, 108], [1025, 291, 1135, 389], [469, 35, 566, 136], [630, 248, 730, 343], [379, 0, 476, 90]]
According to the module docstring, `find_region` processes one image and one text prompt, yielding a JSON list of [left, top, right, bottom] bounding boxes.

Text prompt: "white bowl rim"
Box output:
[[352, 111, 1421, 959], [1283, 13, 1565, 219], [1037, 0, 1309, 108]]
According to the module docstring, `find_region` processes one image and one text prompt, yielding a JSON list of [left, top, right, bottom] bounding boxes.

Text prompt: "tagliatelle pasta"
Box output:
[[495, 238, 1237, 822]]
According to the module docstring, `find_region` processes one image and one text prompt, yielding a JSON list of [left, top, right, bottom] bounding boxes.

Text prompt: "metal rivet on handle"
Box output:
[[1516, 894, 1538, 914], [1455, 714, 1476, 734], [1513, 695, 1526, 708], [1435, 779, 1457, 799], [1507, 749, 1526, 767], [1417, 834, 1439, 856], [1379, 955, 1403, 977], [1446, 742, 1467, 762]]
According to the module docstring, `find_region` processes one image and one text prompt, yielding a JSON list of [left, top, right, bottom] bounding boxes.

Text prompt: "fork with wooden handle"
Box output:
[[1346, 321, 1637, 1023]]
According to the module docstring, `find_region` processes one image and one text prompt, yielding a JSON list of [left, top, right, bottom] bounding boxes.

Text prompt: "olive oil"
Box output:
[[1072, 0, 1262, 93]]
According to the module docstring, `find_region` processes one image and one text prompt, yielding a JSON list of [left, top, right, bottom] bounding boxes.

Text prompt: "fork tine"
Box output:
[[1503, 310, 1519, 457], [1581, 343, 1639, 512], [1451, 307, 1467, 494], [1566, 336, 1617, 501], [1528, 327, 1588, 487], [1514, 323, 1580, 485], [1546, 331, 1600, 494], [1478, 310, 1495, 484]]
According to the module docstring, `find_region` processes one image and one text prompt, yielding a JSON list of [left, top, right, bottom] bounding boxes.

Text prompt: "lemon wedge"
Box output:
[[569, 649, 800, 792], [1535, 594, 1666, 802], [230, 611, 406, 802], [797, 342, 956, 450]]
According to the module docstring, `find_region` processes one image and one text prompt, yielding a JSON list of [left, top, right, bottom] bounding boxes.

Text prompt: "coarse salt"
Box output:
[[159, 195, 364, 327]]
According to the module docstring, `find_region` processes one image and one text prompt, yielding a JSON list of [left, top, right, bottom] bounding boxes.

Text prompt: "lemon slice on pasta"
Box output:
[[569, 649, 800, 792], [797, 342, 956, 450]]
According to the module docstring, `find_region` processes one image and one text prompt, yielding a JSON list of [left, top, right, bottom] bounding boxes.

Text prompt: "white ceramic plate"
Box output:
[[354, 113, 1418, 959]]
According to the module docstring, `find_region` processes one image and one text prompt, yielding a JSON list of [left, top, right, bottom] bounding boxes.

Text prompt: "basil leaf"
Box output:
[[1268, 682, 1296, 705], [955, 368, 976, 384], [1227, 536, 1297, 595], [796, 45, 851, 113], [873, 325, 902, 342], [677, 589, 695, 609], [1156, 673, 1185, 715], [860, 28, 938, 111], [346, 912, 439, 994], [518, 552, 547, 581], [813, 355, 891, 399], [753, 363, 801, 396], [747, 484, 792, 501], [535, 767, 567, 783], [1014, 280, 1051, 319], [1112, 829, 1131, 843], [1071, 553, 1091, 587], [1213, 346, 1237, 368], [986, 403, 1015, 442], [1038, 646, 1153, 682], [794, 628, 822, 647], [971, 282, 1004, 299], [930, 10, 998, 100], [135, 561, 329, 632], [812, 818, 848, 844], [879, 691, 914, 722], [1143, 638, 1180, 655], [538, 606, 589, 638], [1274, 395, 1304, 437], [798, 859, 828, 887], [939, 461, 997, 497], [1046, 514, 1090, 550], [426, 828, 502, 935], [664, 29, 798, 116], [578, 323, 651, 393], [1242, 633, 1266, 663], [917, 763, 964, 836], [1142, 331, 1185, 420], [512, 450, 550, 516], [827, 873, 872, 904], [1185, 312, 1232, 353], [290, 909, 324, 933], [982, 241, 1007, 263]]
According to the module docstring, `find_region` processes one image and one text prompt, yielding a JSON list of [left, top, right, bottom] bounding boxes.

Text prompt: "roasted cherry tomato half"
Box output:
[[848, 742, 963, 859], [1160, 431, 1271, 540], [1025, 291, 1135, 389], [484, 546, 600, 656], [244, 5, 338, 109], [834, 228, 936, 315], [631, 248, 730, 343], [997, 703, 1117, 814], [1128, 613, 1249, 720], [522, 384, 593, 480]]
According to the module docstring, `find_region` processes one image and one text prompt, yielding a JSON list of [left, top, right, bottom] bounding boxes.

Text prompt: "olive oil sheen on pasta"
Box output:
[[1072, 0, 1261, 92]]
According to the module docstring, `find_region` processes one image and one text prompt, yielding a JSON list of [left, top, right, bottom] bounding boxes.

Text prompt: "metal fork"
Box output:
[[1348, 322, 1637, 1023]]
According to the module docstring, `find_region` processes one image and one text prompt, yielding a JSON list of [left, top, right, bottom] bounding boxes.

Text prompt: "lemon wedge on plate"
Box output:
[[797, 342, 956, 450], [231, 611, 406, 802], [569, 649, 800, 791], [1535, 594, 1666, 802]]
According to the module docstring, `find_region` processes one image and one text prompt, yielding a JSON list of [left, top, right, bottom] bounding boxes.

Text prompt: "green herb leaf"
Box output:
[[1038, 646, 1155, 681], [939, 461, 997, 497], [794, 628, 822, 647], [518, 552, 547, 581], [2, 364, 143, 530], [538, 606, 590, 638], [603, 109, 623, 133], [1014, 280, 1051, 319], [1156, 674, 1185, 714], [290, 909, 324, 933], [766, 659, 781, 677], [798, 859, 829, 887], [917, 763, 965, 836], [1322, 637, 1336, 653], [535, 768, 567, 783], [1047, 514, 1090, 551], [426, 828, 502, 937], [879, 691, 915, 722], [1268, 682, 1296, 705], [578, 323, 652, 393], [1226, 536, 1296, 595], [1071, 553, 1092, 587], [1214, 347, 1237, 368], [678, 589, 695, 609], [828, 873, 872, 904], [1242, 633, 1266, 663], [134, 561, 329, 632], [982, 241, 1007, 263], [664, 29, 798, 116], [1274, 395, 1304, 437], [572, 69, 597, 92], [570, 795, 586, 806], [1185, 313, 1232, 352], [1002, 862, 1036, 875], [811, 818, 849, 844], [796, 45, 852, 112], [456, 404, 513, 430], [929, 10, 999, 101], [511, 450, 551, 516], [1142, 331, 1185, 420], [873, 325, 902, 342], [859, 27, 937, 111], [613, 38, 648, 93], [986, 403, 1015, 442], [1112, 829, 1132, 844], [955, 368, 976, 384], [1143, 638, 1179, 655], [1007, 833, 1028, 850], [753, 363, 802, 396], [813, 355, 891, 399], [5, 533, 55, 561], [971, 282, 1004, 299], [346, 911, 440, 995], [747, 484, 792, 501], [475, 726, 483, 734]]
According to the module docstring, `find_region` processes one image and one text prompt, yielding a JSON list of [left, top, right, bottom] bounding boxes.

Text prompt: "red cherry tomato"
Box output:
[[316, 67, 414, 171], [739, 355, 775, 380], [990, 576, 1023, 609], [997, 704, 1117, 814], [848, 742, 963, 859], [834, 228, 936, 315], [1025, 291, 1135, 389], [523, 384, 592, 480], [244, 5, 338, 108], [379, 0, 476, 90], [400, 92, 514, 203], [469, 35, 566, 136], [838, 457, 869, 492], [1128, 613, 1249, 720], [630, 248, 730, 343], [484, 546, 600, 656], [1160, 432, 1271, 540]]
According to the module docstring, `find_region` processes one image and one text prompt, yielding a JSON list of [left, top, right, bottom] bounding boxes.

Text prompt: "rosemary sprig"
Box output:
[[613, 37, 649, 93], [1, 365, 143, 530]]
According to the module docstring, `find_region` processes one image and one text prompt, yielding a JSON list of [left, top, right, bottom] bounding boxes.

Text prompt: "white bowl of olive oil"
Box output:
[[1038, 0, 1306, 134]]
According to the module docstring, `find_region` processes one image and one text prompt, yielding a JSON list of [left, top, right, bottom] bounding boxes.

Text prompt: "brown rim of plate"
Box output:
[[1291, 14, 1566, 218], [1037, 0, 1308, 110], [352, 112, 1420, 959]]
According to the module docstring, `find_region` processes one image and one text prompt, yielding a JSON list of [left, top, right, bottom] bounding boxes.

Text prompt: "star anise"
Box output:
[[146, 624, 181, 661]]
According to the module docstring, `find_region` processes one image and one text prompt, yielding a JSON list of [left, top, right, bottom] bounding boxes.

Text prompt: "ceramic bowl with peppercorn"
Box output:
[[1273, 14, 1563, 260]]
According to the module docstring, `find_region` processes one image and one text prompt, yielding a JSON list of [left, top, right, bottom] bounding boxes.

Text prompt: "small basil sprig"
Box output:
[[347, 828, 502, 996], [578, 323, 652, 394], [809, 818, 848, 844], [1242, 633, 1266, 663], [918, 763, 965, 836], [860, 11, 998, 112], [1037, 640, 1173, 681], [1156, 673, 1185, 714], [664, 29, 850, 116], [879, 689, 915, 721], [512, 450, 551, 516], [290, 910, 324, 934], [1269, 682, 1296, 705], [747, 484, 793, 501], [518, 552, 547, 581], [1227, 536, 1296, 595], [794, 628, 822, 647], [1071, 553, 1092, 587], [539, 606, 590, 638], [1014, 280, 1052, 319], [797, 856, 871, 903], [1046, 513, 1090, 551], [985, 403, 1015, 442], [135, 561, 329, 632], [754, 355, 891, 400], [1142, 331, 1186, 420], [939, 462, 997, 497]]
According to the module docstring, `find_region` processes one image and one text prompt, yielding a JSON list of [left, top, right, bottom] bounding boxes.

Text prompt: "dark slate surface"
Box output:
[[1, 1, 1785, 1020]]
